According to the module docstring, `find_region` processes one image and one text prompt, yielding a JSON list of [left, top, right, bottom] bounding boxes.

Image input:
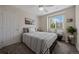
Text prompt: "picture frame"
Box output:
[[25, 17, 32, 25]]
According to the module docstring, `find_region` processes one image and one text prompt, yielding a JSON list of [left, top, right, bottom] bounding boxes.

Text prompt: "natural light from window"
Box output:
[[47, 15, 64, 32]]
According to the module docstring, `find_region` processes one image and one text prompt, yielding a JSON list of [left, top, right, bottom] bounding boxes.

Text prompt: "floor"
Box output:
[[0, 43, 34, 54], [0, 41, 78, 54], [53, 41, 78, 54]]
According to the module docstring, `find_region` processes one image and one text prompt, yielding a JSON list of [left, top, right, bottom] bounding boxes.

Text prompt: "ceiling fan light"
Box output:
[[39, 7, 44, 11]]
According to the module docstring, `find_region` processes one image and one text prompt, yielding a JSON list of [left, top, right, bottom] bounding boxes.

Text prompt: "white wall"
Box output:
[[76, 6, 79, 51], [0, 6, 38, 48], [14, 5, 38, 27], [38, 6, 75, 32]]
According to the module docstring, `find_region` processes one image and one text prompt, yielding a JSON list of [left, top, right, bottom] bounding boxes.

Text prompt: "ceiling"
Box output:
[[14, 5, 73, 16]]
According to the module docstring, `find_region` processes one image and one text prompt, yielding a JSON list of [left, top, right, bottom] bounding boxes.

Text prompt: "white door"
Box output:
[[0, 6, 3, 48], [2, 7, 20, 47]]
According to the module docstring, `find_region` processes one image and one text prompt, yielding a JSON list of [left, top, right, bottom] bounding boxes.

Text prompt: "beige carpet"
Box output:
[[0, 41, 78, 54], [52, 41, 79, 54], [0, 43, 34, 54]]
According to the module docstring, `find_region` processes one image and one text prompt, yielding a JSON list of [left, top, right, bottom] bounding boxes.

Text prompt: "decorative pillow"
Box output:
[[29, 27, 36, 33], [23, 28, 29, 33]]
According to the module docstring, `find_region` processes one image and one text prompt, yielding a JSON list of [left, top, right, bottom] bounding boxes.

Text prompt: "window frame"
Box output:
[[47, 11, 65, 32]]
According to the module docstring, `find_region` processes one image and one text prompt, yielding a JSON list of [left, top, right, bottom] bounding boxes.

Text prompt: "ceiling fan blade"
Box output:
[[38, 5, 54, 7], [43, 5, 54, 7], [44, 8, 48, 12], [38, 5, 53, 12]]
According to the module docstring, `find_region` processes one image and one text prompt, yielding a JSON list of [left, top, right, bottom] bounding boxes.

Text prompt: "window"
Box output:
[[47, 15, 64, 32]]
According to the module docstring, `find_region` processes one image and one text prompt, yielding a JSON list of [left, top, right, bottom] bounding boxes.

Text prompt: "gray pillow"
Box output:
[[23, 28, 29, 33]]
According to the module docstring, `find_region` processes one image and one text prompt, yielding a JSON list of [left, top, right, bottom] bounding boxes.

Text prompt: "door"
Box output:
[[0, 6, 3, 48], [2, 7, 20, 47]]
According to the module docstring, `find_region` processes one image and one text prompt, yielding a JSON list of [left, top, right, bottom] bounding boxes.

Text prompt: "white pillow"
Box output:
[[29, 27, 36, 33], [56, 29, 64, 35]]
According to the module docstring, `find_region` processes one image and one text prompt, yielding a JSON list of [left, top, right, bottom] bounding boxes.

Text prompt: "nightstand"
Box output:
[[37, 29, 43, 32], [57, 34, 63, 41]]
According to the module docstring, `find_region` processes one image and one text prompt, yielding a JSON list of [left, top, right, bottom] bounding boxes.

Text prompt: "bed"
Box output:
[[22, 31, 57, 54]]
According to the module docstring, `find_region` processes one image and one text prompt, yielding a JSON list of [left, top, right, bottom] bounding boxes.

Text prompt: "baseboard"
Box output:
[[0, 39, 20, 49]]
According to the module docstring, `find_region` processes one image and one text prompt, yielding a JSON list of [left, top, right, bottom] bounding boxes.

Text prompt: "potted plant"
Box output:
[[67, 26, 76, 34], [67, 26, 77, 43]]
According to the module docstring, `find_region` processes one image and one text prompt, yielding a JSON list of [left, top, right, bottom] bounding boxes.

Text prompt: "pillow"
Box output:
[[29, 27, 36, 33], [56, 29, 64, 35], [23, 28, 29, 33]]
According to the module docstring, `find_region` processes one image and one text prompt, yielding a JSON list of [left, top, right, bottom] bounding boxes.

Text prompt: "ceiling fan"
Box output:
[[38, 5, 54, 12]]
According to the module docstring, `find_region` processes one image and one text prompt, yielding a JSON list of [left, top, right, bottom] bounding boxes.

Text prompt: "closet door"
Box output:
[[2, 6, 20, 47], [0, 6, 3, 48]]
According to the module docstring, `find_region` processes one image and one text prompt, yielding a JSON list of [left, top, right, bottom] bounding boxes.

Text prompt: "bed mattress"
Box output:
[[23, 32, 57, 54]]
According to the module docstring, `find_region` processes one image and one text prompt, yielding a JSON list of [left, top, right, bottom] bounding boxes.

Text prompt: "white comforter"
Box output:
[[23, 32, 57, 54]]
